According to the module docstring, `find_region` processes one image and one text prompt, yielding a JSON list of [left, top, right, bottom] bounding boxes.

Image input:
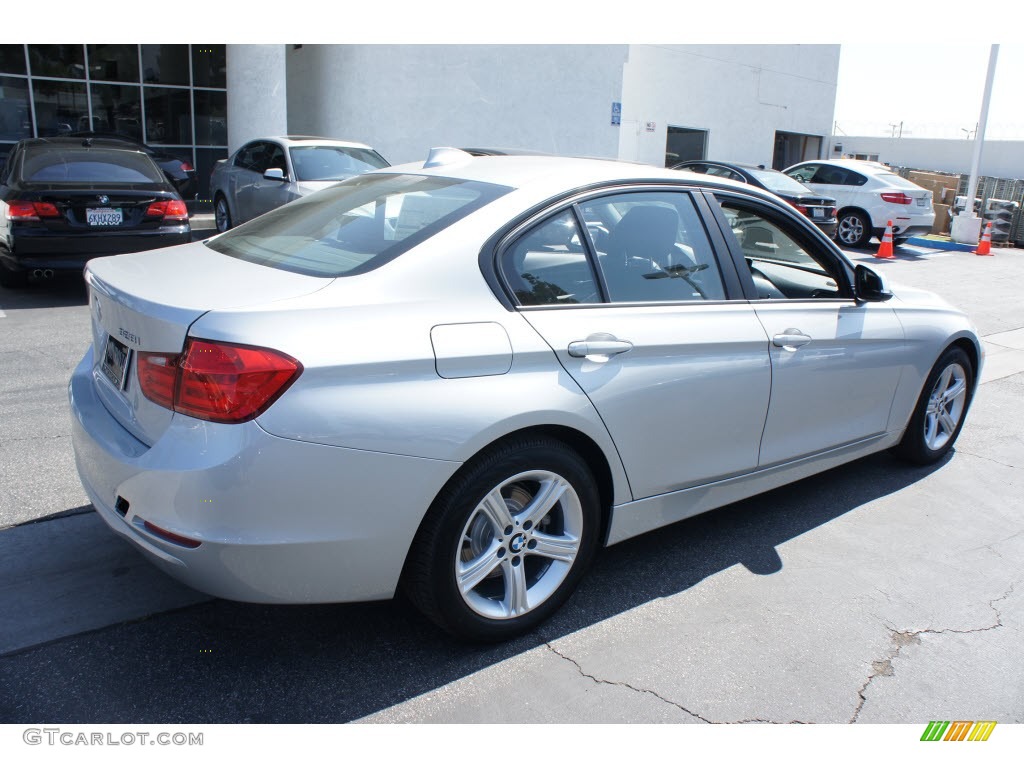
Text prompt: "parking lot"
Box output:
[[1, 233, 1022, 724]]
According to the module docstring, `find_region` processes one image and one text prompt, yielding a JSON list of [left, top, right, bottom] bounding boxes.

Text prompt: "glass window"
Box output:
[[22, 146, 165, 184], [579, 191, 726, 303], [266, 143, 286, 173], [205, 173, 510, 277], [28, 45, 85, 79], [87, 45, 140, 83], [191, 45, 226, 89], [502, 211, 601, 306], [233, 143, 261, 171], [0, 45, 27, 75], [195, 147, 227, 203], [786, 164, 819, 184], [289, 145, 389, 181], [141, 45, 190, 85], [143, 86, 192, 144], [747, 167, 814, 196], [89, 84, 143, 140], [0, 76, 32, 141], [715, 198, 845, 300], [193, 90, 227, 145], [32, 80, 88, 137]]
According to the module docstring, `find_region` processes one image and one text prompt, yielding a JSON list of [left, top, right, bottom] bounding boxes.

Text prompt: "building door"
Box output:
[[772, 131, 823, 170], [665, 126, 707, 167]]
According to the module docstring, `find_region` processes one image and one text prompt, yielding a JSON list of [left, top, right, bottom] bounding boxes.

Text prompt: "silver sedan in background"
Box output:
[[209, 135, 389, 232], [71, 150, 981, 641]]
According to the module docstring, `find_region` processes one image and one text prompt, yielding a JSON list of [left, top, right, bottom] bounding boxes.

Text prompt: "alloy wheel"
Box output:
[[924, 362, 968, 451], [455, 470, 583, 620]]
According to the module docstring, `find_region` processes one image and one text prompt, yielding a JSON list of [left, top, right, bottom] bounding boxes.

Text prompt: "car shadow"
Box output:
[[0, 450, 951, 723], [0, 273, 89, 309]]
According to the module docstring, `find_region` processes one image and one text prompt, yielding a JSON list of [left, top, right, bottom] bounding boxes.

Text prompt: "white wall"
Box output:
[[831, 136, 1024, 179], [227, 44, 287, 154], [287, 45, 628, 165], [619, 45, 840, 167]]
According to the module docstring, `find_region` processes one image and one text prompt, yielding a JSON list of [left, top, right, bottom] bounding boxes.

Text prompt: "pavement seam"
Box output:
[[849, 581, 1017, 723], [544, 642, 807, 724]]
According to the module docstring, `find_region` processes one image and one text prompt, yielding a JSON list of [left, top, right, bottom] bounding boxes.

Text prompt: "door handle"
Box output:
[[772, 328, 812, 351], [568, 339, 633, 358]]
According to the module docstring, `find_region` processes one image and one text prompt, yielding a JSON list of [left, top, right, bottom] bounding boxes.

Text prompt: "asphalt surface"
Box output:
[[0, 234, 1021, 724]]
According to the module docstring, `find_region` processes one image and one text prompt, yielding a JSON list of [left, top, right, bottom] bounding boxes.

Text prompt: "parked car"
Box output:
[[68, 132, 198, 199], [672, 160, 838, 238], [461, 148, 550, 156], [70, 149, 980, 641], [784, 159, 935, 249], [209, 136, 390, 233], [0, 137, 191, 289]]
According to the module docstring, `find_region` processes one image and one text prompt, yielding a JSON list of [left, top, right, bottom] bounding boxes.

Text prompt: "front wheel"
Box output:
[[403, 436, 601, 641], [892, 347, 974, 465], [835, 210, 873, 249]]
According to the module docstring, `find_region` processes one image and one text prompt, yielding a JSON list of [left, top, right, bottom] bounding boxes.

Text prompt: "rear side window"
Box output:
[[21, 147, 165, 184], [205, 173, 510, 277], [289, 145, 389, 181], [501, 210, 601, 305]]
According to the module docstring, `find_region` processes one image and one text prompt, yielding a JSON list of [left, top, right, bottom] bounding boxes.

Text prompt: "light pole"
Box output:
[[952, 45, 999, 244]]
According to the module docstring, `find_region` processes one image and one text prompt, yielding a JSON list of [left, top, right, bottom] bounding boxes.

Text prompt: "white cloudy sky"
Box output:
[[835, 44, 1022, 140]]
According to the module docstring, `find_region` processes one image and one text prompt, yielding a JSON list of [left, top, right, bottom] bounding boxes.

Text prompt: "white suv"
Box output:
[[784, 159, 934, 249]]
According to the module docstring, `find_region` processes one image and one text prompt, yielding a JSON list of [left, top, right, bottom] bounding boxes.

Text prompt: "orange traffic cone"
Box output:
[[875, 220, 894, 258], [975, 221, 993, 256]]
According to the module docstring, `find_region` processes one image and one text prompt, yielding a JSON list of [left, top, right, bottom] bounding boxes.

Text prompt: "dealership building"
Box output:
[[0, 44, 840, 203]]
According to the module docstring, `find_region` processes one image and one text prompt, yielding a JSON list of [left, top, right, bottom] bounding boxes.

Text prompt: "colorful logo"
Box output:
[[921, 721, 997, 741]]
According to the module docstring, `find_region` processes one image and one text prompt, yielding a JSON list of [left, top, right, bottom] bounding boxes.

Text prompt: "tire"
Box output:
[[892, 347, 974, 465], [0, 263, 28, 290], [214, 195, 233, 233], [402, 436, 601, 642], [835, 209, 873, 249]]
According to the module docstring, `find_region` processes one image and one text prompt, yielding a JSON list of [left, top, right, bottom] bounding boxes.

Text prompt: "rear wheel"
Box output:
[[892, 347, 974, 465], [214, 195, 233, 233], [835, 209, 873, 249], [403, 436, 601, 641]]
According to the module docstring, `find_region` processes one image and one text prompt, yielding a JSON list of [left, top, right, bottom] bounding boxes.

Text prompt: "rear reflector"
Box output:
[[144, 199, 189, 221], [8, 200, 60, 220], [142, 520, 202, 549], [138, 338, 302, 424], [880, 192, 913, 205]]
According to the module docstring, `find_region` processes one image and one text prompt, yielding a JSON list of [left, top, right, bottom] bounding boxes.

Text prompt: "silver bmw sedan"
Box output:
[[70, 149, 981, 641]]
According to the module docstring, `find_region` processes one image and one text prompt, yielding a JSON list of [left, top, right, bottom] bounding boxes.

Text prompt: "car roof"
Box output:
[[254, 136, 376, 150], [16, 137, 148, 155], [381, 151, 769, 199], [792, 158, 893, 172]]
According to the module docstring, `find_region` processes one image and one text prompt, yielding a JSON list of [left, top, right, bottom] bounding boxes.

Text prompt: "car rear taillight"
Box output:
[[145, 199, 189, 221], [180, 161, 194, 172], [880, 192, 913, 204], [8, 200, 60, 220], [138, 339, 302, 424]]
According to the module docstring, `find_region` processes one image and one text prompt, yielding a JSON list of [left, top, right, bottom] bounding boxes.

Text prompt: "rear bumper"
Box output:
[[878, 212, 935, 239], [813, 220, 837, 238], [69, 346, 459, 604], [2, 227, 190, 273]]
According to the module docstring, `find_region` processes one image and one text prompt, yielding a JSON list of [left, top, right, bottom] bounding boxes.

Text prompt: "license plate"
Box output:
[[100, 335, 131, 390], [917, 198, 928, 207], [810, 207, 824, 219], [87, 207, 123, 226]]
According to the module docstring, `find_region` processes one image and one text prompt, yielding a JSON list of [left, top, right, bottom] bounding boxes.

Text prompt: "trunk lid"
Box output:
[[86, 239, 333, 446]]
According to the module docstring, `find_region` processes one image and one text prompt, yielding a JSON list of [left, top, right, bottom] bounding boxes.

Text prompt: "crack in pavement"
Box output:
[[545, 643, 807, 724], [850, 582, 1017, 723], [955, 450, 1022, 471]]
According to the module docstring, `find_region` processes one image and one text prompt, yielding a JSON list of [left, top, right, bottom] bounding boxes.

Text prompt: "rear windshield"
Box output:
[[876, 173, 925, 191], [747, 167, 812, 195], [22, 147, 165, 184], [205, 173, 511, 277], [289, 145, 389, 181]]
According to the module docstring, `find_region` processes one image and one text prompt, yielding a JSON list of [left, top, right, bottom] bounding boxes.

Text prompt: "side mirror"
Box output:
[[263, 167, 287, 182], [855, 264, 893, 302]]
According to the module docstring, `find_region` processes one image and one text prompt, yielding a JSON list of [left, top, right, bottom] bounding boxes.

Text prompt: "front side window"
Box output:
[[501, 211, 600, 306], [715, 198, 845, 300], [205, 173, 510, 277], [580, 191, 727, 303]]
